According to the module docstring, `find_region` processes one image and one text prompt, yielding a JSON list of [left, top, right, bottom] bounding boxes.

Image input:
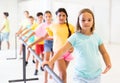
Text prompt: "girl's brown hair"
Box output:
[[24, 10, 29, 15], [76, 8, 95, 32], [44, 10, 52, 15], [56, 8, 71, 37], [28, 16, 34, 19], [43, 10, 52, 22], [3, 12, 9, 17]]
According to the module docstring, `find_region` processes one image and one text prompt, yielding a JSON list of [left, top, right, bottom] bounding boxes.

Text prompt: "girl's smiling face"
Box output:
[[44, 13, 52, 23], [79, 12, 93, 32], [29, 18, 34, 25], [57, 11, 67, 24], [37, 15, 43, 23]]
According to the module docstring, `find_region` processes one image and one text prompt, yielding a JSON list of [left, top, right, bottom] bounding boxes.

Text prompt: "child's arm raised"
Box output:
[[28, 33, 49, 48]]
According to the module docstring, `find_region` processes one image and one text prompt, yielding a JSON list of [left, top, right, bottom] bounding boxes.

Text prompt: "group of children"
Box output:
[[16, 8, 111, 83], [16, 10, 53, 83]]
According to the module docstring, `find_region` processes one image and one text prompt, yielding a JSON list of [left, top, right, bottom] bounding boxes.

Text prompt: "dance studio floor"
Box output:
[[0, 43, 120, 83]]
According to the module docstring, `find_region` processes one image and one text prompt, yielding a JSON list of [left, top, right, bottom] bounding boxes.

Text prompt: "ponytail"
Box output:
[[56, 8, 71, 37], [66, 18, 71, 38]]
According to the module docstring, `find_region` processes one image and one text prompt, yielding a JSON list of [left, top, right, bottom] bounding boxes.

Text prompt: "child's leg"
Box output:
[[6, 33, 10, 49], [7, 41, 10, 49], [34, 44, 44, 75], [32, 56, 35, 63], [32, 49, 35, 63], [25, 50, 30, 65], [43, 52, 51, 83], [56, 59, 69, 83], [34, 53, 44, 75], [19, 44, 23, 56], [43, 40, 53, 83], [49, 51, 54, 79], [34, 59, 39, 75], [34, 44, 39, 75]]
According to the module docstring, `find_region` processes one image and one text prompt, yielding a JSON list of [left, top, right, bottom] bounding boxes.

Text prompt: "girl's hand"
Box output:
[[24, 38, 28, 42], [15, 32, 19, 36], [42, 61, 51, 70], [19, 35, 22, 40], [68, 47, 74, 53], [102, 64, 111, 74], [27, 44, 33, 49]]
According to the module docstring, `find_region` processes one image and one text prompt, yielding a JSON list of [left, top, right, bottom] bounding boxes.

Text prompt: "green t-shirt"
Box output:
[[68, 32, 103, 79]]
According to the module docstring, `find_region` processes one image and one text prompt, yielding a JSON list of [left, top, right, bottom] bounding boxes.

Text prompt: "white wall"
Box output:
[[0, 0, 18, 49], [51, 0, 110, 43], [111, 0, 120, 43], [92, 0, 110, 43]]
